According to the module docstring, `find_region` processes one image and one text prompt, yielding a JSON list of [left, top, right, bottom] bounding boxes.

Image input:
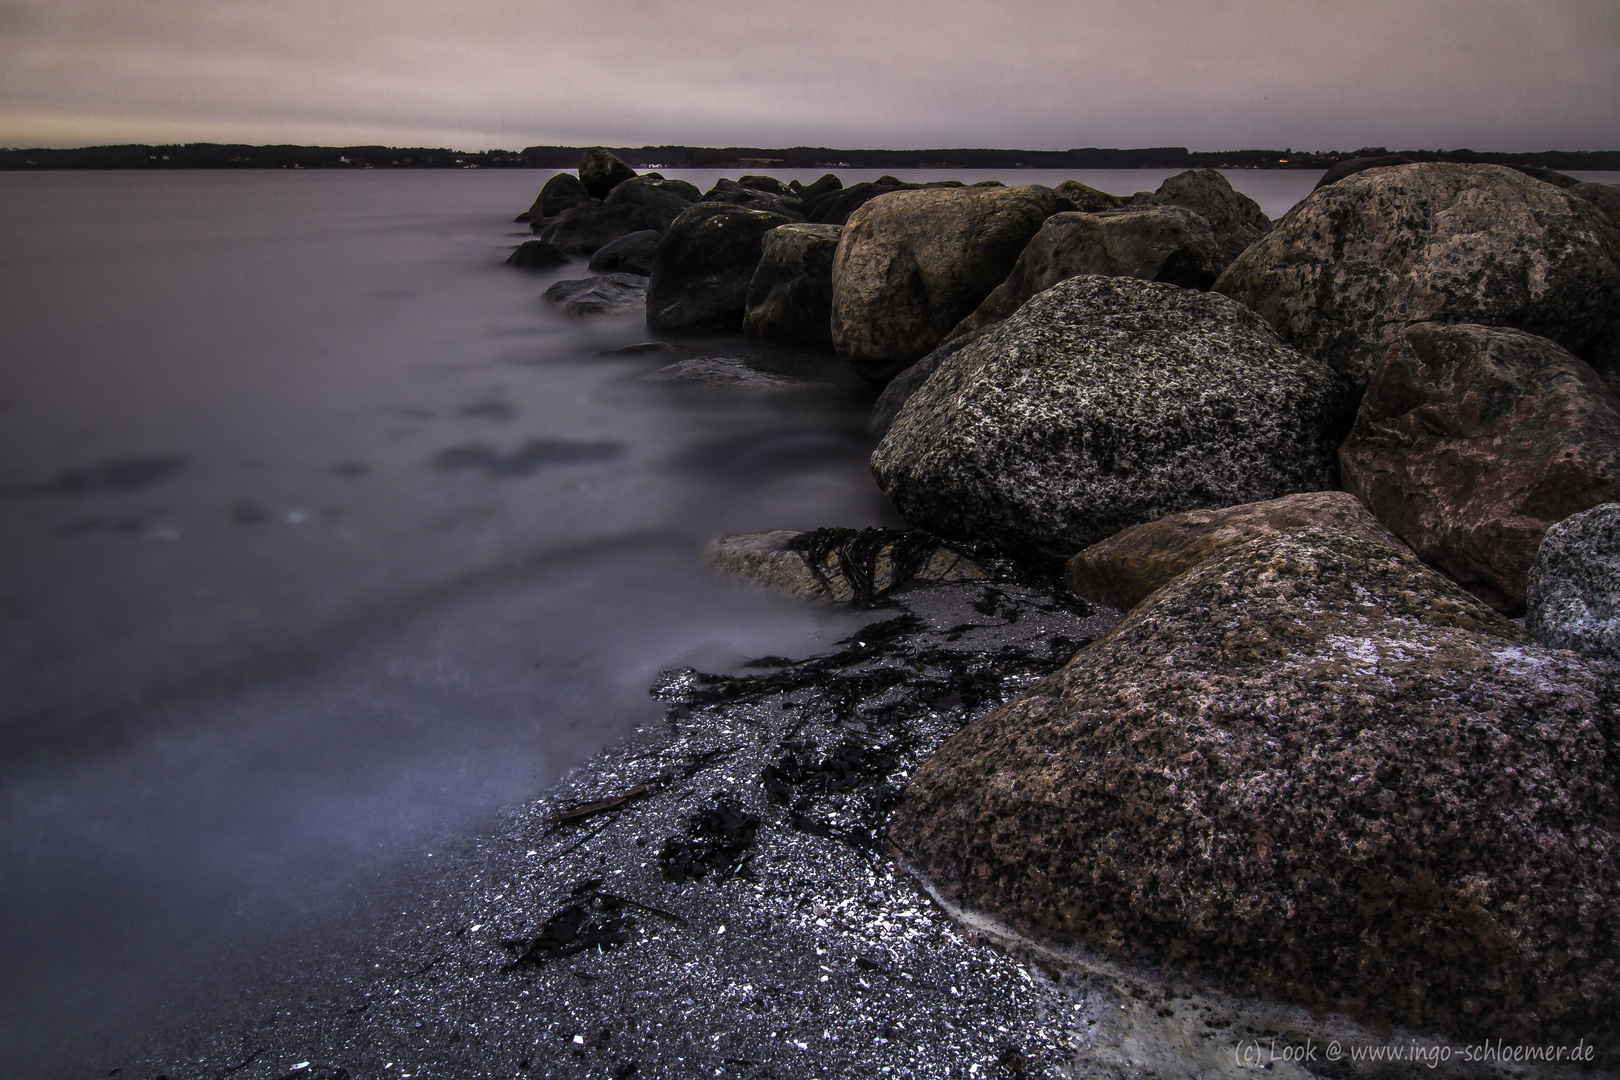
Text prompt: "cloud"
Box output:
[[2, 0, 1616, 150]]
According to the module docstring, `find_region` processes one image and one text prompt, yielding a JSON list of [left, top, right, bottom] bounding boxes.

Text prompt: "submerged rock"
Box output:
[[645, 204, 797, 335], [1063, 490, 1404, 610], [587, 229, 661, 276], [872, 276, 1354, 562], [1339, 322, 1620, 613], [948, 206, 1220, 338], [505, 239, 569, 269], [890, 523, 1620, 1044], [1216, 162, 1620, 389], [639, 356, 792, 390], [831, 184, 1061, 382], [541, 273, 647, 317], [704, 527, 987, 604], [1527, 502, 1620, 662], [742, 223, 843, 349]]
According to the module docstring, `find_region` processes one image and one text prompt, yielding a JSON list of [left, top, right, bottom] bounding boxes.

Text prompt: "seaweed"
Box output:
[[502, 883, 638, 968], [784, 526, 958, 605], [658, 801, 760, 884]]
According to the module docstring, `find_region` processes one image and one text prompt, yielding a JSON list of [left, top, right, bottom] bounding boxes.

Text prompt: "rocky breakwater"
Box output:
[[890, 522, 1620, 1046]]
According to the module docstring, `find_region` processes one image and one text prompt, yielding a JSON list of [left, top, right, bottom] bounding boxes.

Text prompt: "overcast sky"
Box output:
[[2, 0, 1616, 151]]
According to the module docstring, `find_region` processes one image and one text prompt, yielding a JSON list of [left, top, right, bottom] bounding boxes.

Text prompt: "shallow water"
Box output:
[[2, 164, 1613, 1074]]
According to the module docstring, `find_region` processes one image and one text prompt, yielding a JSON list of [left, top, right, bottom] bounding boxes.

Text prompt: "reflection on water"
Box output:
[[0, 164, 1384, 1073]]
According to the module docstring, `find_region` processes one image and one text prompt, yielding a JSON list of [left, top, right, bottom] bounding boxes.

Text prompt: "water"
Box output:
[[6, 164, 1605, 1074]]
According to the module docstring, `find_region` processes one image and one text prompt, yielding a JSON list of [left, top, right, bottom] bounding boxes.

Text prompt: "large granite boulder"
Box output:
[[1131, 169, 1270, 271], [890, 523, 1620, 1043], [645, 204, 797, 335], [948, 207, 1220, 338], [1339, 322, 1620, 613], [542, 274, 646, 317], [1064, 490, 1404, 610], [805, 177, 918, 226], [831, 185, 1061, 383], [868, 328, 990, 437], [578, 147, 637, 199], [587, 229, 660, 276], [1216, 162, 1620, 389], [1528, 502, 1620, 662], [872, 276, 1353, 562], [522, 172, 590, 223], [742, 223, 843, 349], [704, 527, 986, 604]]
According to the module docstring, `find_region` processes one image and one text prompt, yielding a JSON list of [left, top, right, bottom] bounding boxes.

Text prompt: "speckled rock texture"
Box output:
[[742, 223, 843, 349], [948, 207, 1220, 338], [871, 276, 1355, 562], [645, 203, 797, 335], [1063, 490, 1404, 610], [704, 528, 987, 604], [1528, 502, 1620, 662], [577, 146, 637, 199], [1339, 322, 1620, 614], [1130, 169, 1270, 271], [831, 184, 1061, 383], [891, 524, 1620, 1044], [868, 327, 990, 437], [1216, 162, 1620, 389]]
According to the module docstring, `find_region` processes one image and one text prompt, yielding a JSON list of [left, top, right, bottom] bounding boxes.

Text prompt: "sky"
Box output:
[[1, 0, 1617, 152]]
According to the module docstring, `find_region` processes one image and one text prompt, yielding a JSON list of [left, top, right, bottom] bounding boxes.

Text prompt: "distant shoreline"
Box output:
[[4, 142, 1619, 173]]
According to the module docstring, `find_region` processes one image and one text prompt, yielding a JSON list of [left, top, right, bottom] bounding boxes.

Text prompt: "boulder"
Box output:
[[871, 276, 1353, 562], [604, 174, 701, 210], [805, 177, 917, 226], [868, 328, 990, 437], [1053, 179, 1126, 213], [522, 171, 590, 222], [948, 207, 1220, 338], [578, 147, 637, 199], [1216, 162, 1620, 389], [1063, 490, 1404, 610], [640, 356, 792, 391], [1131, 169, 1270, 271], [831, 184, 1062, 383], [737, 174, 789, 195], [698, 178, 805, 220], [534, 198, 687, 254], [1527, 502, 1620, 662], [505, 239, 569, 269], [645, 204, 798, 335], [789, 173, 843, 202], [704, 527, 987, 604], [890, 523, 1620, 1042], [1339, 322, 1620, 613], [742, 223, 843, 349], [587, 229, 661, 276], [1311, 154, 1414, 190], [541, 273, 647, 317], [1572, 180, 1620, 226], [1508, 164, 1581, 189]]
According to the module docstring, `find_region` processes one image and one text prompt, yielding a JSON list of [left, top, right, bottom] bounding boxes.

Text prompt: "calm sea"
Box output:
[[1, 166, 1612, 1073]]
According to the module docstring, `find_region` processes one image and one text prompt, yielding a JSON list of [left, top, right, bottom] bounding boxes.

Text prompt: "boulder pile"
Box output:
[[507, 152, 1620, 1049]]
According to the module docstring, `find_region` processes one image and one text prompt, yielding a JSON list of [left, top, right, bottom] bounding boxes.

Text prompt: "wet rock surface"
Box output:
[[1528, 501, 1620, 661], [588, 229, 661, 276], [1340, 322, 1620, 613], [891, 525, 1620, 1048], [831, 184, 1061, 383], [542, 273, 648, 317], [1063, 490, 1405, 611], [873, 276, 1354, 562], [704, 527, 988, 604], [505, 238, 570, 269], [743, 222, 843, 349], [646, 204, 798, 335], [948, 206, 1220, 338], [1216, 162, 1620, 389]]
